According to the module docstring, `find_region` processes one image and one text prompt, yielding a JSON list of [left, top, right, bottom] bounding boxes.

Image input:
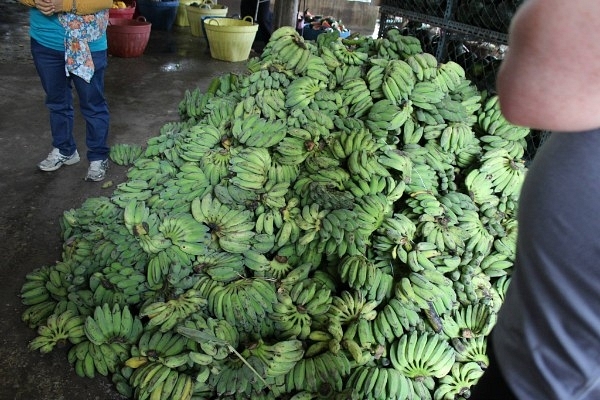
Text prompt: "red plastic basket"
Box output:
[[107, 16, 151, 58], [108, 1, 136, 19]]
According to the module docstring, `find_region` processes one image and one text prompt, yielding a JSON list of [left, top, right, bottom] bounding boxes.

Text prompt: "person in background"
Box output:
[[240, 0, 273, 52], [469, 0, 600, 399], [19, 0, 112, 182]]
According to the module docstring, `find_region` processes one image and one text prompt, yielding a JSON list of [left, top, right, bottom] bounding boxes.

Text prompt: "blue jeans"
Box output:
[[31, 38, 110, 162]]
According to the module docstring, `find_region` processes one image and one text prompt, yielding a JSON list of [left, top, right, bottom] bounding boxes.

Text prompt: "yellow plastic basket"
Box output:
[[186, 1, 228, 37], [204, 17, 258, 62], [175, 0, 195, 27]]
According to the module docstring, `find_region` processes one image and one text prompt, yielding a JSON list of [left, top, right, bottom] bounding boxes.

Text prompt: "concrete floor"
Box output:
[[0, 1, 249, 398]]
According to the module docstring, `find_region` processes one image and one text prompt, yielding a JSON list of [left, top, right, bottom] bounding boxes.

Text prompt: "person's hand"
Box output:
[[34, 0, 56, 16], [34, 0, 64, 15], [50, 0, 64, 12]]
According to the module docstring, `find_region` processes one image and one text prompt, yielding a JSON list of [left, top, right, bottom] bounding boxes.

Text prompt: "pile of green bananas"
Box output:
[[19, 25, 532, 400]]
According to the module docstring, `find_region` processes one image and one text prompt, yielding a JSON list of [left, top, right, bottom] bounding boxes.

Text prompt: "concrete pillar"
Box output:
[[273, 0, 299, 29]]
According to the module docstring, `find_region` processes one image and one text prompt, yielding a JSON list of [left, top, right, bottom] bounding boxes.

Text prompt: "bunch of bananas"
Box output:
[[270, 278, 331, 339], [283, 350, 352, 393], [378, 28, 424, 59], [28, 310, 85, 353], [128, 361, 195, 400], [109, 143, 144, 166], [139, 288, 207, 332], [20, 24, 535, 400], [207, 277, 277, 334]]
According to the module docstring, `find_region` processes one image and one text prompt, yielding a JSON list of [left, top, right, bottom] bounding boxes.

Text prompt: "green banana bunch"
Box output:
[[338, 254, 381, 291], [395, 268, 456, 316], [303, 54, 332, 82], [463, 168, 499, 206], [139, 288, 207, 332], [93, 262, 150, 305], [479, 134, 527, 160], [255, 88, 288, 120], [435, 61, 466, 93], [131, 330, 189, 364], [178, 86, 212, 120], [191, 193, 255, 253], [479, 148, 527, 198], [249, 338, 305, 377], [20, 266, 53, 307], [327, 290, 379, 324], [312, 86, 343, 113], [285, 76, 327, 110], [346, 365, 411, 400], [366, 97, 413, 136], [228, 147, 272, 192], [479, 251, 513, 278], [271, 278, 331, 339], [382, 59, 417, 105], [364, 58, 388, 96], [418, 214, 468, 254], [320, 207, 366, 255], [109, 143, 144, 166], [377, 147, 413, 180], [204, 97, 236, 130], [285, 351, 351, 393], [177, 317, 239, 361], [207, 277, 277, 334], [452, 335, 489, 366], [371, 213, 417, 263], [28, 309, 85, 353], [337, 77, 373, 118], [405, 241, 441, 271], [208, 352, 268, 397], [84, 303, 143, 346], [390, 331, 455, 382], [410, 80, 446, 111], [129, 361, 193, 400], [493, 217, 518, 257], [434, 361, 484, 400], [231, 114, 288, 148], [438, 122, 477, 153], [407, 52, 439, 80], [331, 40, 369, 66], [441, 302, 497, 339], [386, 28, 423, 58], [21, 299, 57, 329], [293, 202, 327, 249], [193, 250, 245, 283]]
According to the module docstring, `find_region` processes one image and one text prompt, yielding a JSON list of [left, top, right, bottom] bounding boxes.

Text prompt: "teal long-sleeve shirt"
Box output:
[[28, 7, 107, 52]]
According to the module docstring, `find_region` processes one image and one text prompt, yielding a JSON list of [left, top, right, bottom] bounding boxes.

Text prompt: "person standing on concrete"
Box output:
[[19, 0, 112, 181], [240, 0, 273, 52], [469, 0, 600, 399]]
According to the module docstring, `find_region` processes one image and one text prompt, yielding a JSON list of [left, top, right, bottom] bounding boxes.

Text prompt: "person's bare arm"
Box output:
[[497, 0, 600, 131]]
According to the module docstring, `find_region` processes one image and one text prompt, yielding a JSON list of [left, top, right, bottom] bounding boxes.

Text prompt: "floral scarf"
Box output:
[[58, 10, 109, 83]]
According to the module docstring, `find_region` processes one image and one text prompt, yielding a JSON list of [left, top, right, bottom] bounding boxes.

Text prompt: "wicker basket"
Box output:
[[107, 17, 151, 58], [186, 1, 228, 37], [203, 16, 258, 62]]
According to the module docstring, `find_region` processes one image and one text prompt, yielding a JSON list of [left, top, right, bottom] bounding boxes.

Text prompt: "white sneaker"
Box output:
[[38, 148, 80, 171], [85, 159, 108, 182]]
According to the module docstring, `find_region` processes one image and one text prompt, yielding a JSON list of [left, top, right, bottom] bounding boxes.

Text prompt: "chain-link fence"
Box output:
[[455, 0, 524, 33], [377, 0, 551, 160]]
